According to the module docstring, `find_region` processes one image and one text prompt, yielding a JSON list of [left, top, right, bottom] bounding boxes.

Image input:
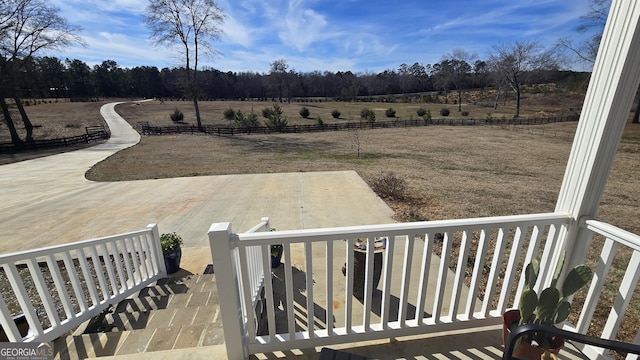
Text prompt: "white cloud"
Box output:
[[221, 15, 253, 48], [278, 0, 329, 51]]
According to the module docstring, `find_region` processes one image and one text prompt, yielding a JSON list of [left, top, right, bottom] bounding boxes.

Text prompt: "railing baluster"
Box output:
[[89, 245, 110, 302], [45, 254, 74, 320], [514, 225, 543, 304], [380, 235, 395, 328], [345, 238, 354, 333], [363, 237, 374, 330], [0, 293, 21, 341], [76, 249, 99, 308], [144, 231, 159, 276], [124, 237, 139, 284], [601, 250, 640, 340], [577, 237, 617, 333], [261, 244, 276, 342], [432, 231, 451, 321], [497, 226, 525, 313], [117, 239, 134, 289], [136, 235, 152, 279], [536, 224, 560, 293], [25, 258, 61, 327], [110, 240, 127, 292], [3, 263, 44, 337], [305, 242, 314, 338], [326, 240, 334, 336], [132, 236, 149, 281], [62, 251, 87, 313], [481, 227, 506, 317], [465, 228, 487, 318], [450, 230, 471, 320], [238, 245, 256, 343], [415, 232, 432, 324], [283, 243, 295, 340], [398, 234, 414, 327], [99, 243, 119, 297]]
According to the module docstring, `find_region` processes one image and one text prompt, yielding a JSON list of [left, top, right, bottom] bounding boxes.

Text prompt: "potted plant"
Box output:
[[269, 228, 283, 268], [270, 244, 283, 268], [503, 254, 593, 359], [161, 232, 183, 274]]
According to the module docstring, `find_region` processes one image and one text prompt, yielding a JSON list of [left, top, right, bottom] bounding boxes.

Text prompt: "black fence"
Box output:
[[0, 126, 109, 154], [139, 114, 580, 137]]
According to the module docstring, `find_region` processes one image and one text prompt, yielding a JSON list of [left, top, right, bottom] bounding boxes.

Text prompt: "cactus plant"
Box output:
[[516, 253, 593, 350]]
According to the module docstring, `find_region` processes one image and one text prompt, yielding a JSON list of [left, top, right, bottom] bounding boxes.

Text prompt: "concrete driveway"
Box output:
[[0, 102, 394, 272]]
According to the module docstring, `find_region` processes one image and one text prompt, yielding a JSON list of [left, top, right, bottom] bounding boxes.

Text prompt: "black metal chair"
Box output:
[[503, 323, 640, 359]]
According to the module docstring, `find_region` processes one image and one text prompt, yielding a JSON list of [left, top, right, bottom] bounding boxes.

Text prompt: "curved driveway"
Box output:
[[0, 101, 394, 270]]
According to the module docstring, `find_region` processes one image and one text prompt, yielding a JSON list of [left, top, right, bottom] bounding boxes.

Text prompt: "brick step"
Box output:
[[140, 274, 217, 297], [114, 289, 218, 313], [100, 303, 220, 332], [54, 322, 225, 359]]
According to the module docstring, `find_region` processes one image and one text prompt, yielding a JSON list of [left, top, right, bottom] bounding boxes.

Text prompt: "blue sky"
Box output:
[[49, 0, 599, 73]]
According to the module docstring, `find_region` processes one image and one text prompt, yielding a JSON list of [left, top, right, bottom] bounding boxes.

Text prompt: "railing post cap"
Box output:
[[209, 222, 232, 232]]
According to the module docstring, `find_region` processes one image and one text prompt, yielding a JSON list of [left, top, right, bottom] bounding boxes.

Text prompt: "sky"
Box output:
[[48, 0, 600, 74]]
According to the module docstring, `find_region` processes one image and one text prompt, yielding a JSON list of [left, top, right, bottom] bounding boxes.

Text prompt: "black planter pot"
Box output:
[[164, 248, 182, 274], [271, 246, 283, 268]]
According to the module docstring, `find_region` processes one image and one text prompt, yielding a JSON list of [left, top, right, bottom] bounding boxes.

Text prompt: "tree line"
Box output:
[[15, 56, 586, 104]]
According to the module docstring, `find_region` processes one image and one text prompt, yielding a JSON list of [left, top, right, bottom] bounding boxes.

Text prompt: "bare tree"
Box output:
[[442, 49, 475, 112], [558, 0, 609, 64], [489, 41, 558, 117], [347, 127, 367, 158], [0, 0, 83, 144], [270, 59, 288, 103], [145, 0, 225, 130], [558, 1, 640, 124]]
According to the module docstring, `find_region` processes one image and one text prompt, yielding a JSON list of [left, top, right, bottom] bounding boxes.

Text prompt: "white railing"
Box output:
[[566, 219, 640, 360], [0, 224, 165, 343], [210, 212, 573, 359], [236, 217, 271, 326]]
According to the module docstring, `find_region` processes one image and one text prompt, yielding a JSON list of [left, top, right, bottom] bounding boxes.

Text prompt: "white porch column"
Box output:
[[554, 0, 640, 272]]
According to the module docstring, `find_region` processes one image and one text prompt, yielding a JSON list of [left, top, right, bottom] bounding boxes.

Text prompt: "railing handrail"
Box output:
[[236, 212, 572, 245], [0, 228, 154, 265], [583, 219, 640, 252]]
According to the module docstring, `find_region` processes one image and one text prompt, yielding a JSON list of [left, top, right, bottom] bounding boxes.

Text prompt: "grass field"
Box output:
[[2, 93, 640, 345]]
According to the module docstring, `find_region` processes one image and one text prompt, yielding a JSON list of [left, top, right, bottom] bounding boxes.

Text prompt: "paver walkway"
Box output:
[[0, 101, 394, 272]]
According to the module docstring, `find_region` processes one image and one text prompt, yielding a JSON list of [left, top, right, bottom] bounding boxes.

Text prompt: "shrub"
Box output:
[[367, 110, 376, 123], [486, 112, 493, 122], [423, 109, 432, 124], [170, 108, 184, 123], [316, 116, 324, 127], [299, 106, 310, 118], [331, 109, 341, 119], [223, 108, 235, 120], [360, 107, 371, 119], [370, 172, 407, 201], [235, 108, 260, 131], [361, 108, 375, 123], [264, 103, 288, 131], [416, 108, 427, 117], [461, 111, 469, 117], [440, 108, 450, 116], [262, 107, 275, 118], [385, 108, 396, 118]]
